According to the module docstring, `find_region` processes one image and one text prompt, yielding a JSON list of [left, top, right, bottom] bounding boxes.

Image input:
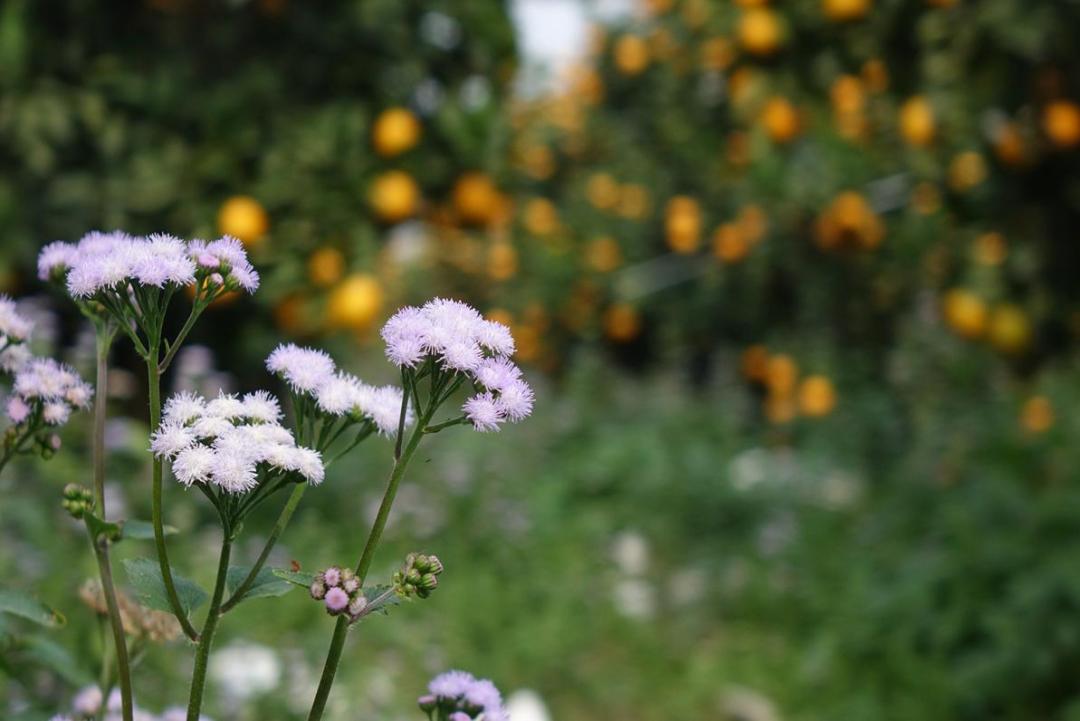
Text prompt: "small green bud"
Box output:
[[426, 555, 444, 575], [418, 573, 438, 591], [406, 568, 422, 585]]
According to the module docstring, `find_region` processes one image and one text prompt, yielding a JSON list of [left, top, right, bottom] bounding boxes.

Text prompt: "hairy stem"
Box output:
[[307, 417, 427, 721], [221, 483, 307, 613], [148, 352, 200, 642], [89, 332, 134, 721], [186, 535, 232, 721]]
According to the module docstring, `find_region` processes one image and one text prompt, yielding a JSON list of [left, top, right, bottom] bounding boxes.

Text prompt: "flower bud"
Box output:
[[347, 595, 368, 618], [419, 573, 439, 592], [323, 566, 342, 587], [426, 555, 444, 575], [309, 580, 327, 600], [417, 694, 438, 713], [406, 568, 422, 585], [324, 587, 349, 614]]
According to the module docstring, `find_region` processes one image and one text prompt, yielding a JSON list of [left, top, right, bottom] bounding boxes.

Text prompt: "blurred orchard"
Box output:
[[3, 0, 1080, 720]]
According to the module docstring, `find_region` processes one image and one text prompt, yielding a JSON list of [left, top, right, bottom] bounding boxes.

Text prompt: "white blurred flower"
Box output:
[[506, 689, 552, 721], [611, 530, 649, 575], [209, 642, 281, 703], [612, 578, 656, 620]]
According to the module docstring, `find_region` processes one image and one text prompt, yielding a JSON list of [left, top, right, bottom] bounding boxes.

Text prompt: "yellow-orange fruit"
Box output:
[[713, 223, 750, 263], [585, 236, 623, 273], [765, 391, 797, 424], [737, 204, 768, 244], [604, 303, 642, 343], [987, 304, 1033, 355], [372, 107, 421, 157], [700, 37, 735, 72], [327, 274, 383, 330], [307, 247, 345, 288], [941, 289, 988, 340], [218, 196, 269, 248], [737, 8, 783, 56], [948, 151, 988, 192], [972, 232, 1007, 266], [452, 172, 500, 225], [798, 375, 837, 417], [614, 35, 650, 76], [899, 96, 936, 147], [993, 122, 1026, 167], [665, 196, 703, 254], [761, 96, 800, 143], [741, 345, 770, 383], [765, 353, 798, 395], [1020, 395, 1054, 433], [369, 171, 420, 223], [617, 184, 651, 220], [861, 59, 889, 93], [586, 173, 620, 210], [486, 241, 518, 281], [823, 0, 871, 22], [831, 75, 865, 115], [1043, 100, 1080, 149], [523, 198, 559, 236]]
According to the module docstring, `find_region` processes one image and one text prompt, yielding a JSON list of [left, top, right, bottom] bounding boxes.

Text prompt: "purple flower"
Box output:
[[6, 396, 29, 424], [322, 567, 342, 587], [324, 587, 349, 613], [464, 678, 502, 712], [448, 713, 472, 721], [429, 670, 476, 699]]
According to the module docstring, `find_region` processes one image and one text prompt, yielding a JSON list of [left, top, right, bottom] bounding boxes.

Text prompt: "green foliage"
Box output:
[[122, 557, 207, 617], [0, 588, 65, 628], [225, 565, 293, 603]]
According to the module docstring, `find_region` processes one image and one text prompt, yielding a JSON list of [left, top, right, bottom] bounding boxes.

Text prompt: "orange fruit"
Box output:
[[823, 0, 871, 21], [369, 171, 420, 223], [1043, 100, 1080, 148], [217, 196, 269, 248], [372, 107, 421, 157], [899, 96, 936, 146], [713, 223, 750, 263], [761, 96, 800, 143], [987, 304, 1033, 355], [585, 236, 623, 273], [765, 353, 798, 395], [487, 241, 518, 281], [798, 375, 837, 417], [1020, 396, 1054, 433], [948, 151, 988, 192], [327, 274, 383, 330], [665, 196, 703, 254], [452, 172, 500, 226], [741, 345, 770, 383], [700, 37, 735, 71], [604, 303, 641, 343], [586, 173, 620, 210], [737, 8, 783, 56], [307, 247, 345, 288], [613, 35, 650, 76], [942, 289, 988, 340], [523, 198, 559, 236], [972, 232, 1007, 266]]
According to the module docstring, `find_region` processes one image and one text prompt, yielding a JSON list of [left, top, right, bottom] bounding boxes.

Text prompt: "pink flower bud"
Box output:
[[324, 587, 349, 613]]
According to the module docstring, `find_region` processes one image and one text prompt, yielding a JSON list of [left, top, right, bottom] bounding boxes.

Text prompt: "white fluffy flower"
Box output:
[[156, 388, 323, 494], [0, 296, 32, 342], [463, 392, 504, 432], [42, 402, 71, 426], [266, 343, 336, 392]]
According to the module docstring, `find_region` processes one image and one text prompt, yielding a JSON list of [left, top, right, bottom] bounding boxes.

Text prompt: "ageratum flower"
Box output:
[[8, 358, 93, 427], [0, 296, 33, 373], [151, 389, 323, 493], [266, 343, 409, 436], [425, 670, 509, 721], [381, 298, 534, 432]]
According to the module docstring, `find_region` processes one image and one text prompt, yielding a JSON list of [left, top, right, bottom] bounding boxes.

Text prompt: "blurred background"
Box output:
[[2, 0, 1080, 719]]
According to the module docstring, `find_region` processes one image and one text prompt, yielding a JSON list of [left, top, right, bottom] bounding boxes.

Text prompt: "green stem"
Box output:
[[423, 416, 467, 434], [307, 417, 428, 721], [220, 483, 308, 613], [186, 535, 232, 721], [89, 331, 134, 721], [148, 352, 200, 642], [159, 300, 205, 374], [86, 520, 133, 721], [0, 425, 34, 476]]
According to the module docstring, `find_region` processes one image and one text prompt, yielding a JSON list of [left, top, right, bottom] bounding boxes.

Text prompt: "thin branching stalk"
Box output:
[[185, 533, 232, 721]]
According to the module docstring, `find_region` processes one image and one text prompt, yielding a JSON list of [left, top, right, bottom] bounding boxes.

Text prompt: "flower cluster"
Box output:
[[309, 566, 369, 622], [150, 390, 323, 493], [392, 552, 444, 599], [60, 685, 213, 721], [39, 231, 258, 299], [0, 296, 32, 372], [419, 670, 508, 721], [381, 299, 534, 431], [7, 358, 93, 428], [266, 343, 409, 436]]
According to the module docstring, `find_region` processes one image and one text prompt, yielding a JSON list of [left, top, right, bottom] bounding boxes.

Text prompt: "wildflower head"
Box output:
[[380, 298, 534, 432], [151, 389, 324, 494], [425, 670, 507, 721], [266, 343, 411, 440], [312, 565, 375, 623]]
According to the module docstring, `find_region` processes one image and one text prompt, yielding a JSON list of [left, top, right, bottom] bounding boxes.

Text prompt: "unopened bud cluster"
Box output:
[[309, 566, 368, 622], [393, 553, 443, 599], [62, 483, 94, 519]]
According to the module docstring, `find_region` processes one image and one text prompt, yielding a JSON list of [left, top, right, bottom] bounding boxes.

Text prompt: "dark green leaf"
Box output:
[[272, 568, 317, 588], [225, 565, 293, 603], [0, 589, 65, 628], [122, 557, 206, 617]]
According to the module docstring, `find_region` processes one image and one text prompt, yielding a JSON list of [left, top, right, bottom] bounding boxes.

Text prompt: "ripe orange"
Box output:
[[217, 196, 269, 248], [369, 171, 420, 223], [372, 107, 421, 157]]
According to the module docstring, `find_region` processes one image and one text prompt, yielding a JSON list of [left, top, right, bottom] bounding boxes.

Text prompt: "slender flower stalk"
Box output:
[[85, 326, 135, 721], [186, 533, 232, 721]]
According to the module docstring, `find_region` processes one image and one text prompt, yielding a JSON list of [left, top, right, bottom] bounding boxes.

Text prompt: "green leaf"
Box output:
[[122, 557, 207, 617], [23, 635, 94, 686], [362, 584, 401, 617], [225, 565, 294, 603], [121, 519, 178, 540], [85, 513, 121, 543], [272, 568, 317, 588], [0, 589, 65, 628]]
